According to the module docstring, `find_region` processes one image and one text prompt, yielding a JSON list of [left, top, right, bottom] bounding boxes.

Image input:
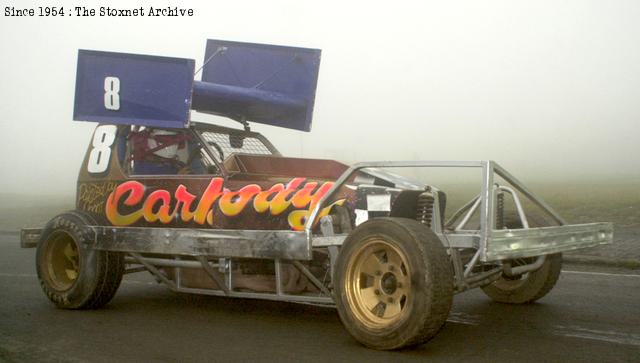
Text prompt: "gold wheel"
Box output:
[[37, 212, 124, 309], [344, 238, 412, 329], [335, 218, 453, 350], [44, 231, 80, 291]]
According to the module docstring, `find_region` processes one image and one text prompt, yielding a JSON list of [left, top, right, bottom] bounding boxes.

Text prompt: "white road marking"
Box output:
[[562, 270, 640, 278], [3, 272, 639, 346], [554, 325, 640, 347], [447, 312, 481, 326]]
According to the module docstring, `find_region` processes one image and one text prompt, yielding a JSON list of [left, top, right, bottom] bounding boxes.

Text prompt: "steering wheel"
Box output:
[[207, 141, 225, 161], [177, 143, 205, 175]]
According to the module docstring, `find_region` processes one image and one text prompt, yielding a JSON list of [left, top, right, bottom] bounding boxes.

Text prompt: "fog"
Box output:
[[1, 0, 639, 196]]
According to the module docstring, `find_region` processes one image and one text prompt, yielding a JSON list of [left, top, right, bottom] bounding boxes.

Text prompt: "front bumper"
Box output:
[[20, 228, 41, 248], [483, 222, 613, 261]]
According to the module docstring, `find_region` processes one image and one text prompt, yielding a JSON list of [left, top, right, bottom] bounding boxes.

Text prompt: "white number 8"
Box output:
[[87, 125, 117, 174], [104, 76, 120, 110]]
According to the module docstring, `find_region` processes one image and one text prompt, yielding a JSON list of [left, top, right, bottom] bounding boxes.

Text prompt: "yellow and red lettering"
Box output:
[[253, 183, 285, 213], [268, 178, 305, 215], [174, 185, 197, 222], [219, 184, 261, 217], [105, 181, 145, 225], [104, 177, 345, 231], [142, 190, 173, 223], [193, 178, 224, 224], [287, 199, 345, 231]]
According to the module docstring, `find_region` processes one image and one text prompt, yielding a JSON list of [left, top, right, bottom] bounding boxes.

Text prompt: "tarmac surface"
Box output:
[[1, 234, 639, 362]]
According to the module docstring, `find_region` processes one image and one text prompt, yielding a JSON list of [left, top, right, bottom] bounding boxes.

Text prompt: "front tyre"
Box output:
[[334, 218, 453, 350], [36, 211, 124, 309]]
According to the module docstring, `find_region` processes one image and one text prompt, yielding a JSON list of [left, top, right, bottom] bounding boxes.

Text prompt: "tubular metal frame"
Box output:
[[305, 160, 611, 263], [21, 160, 614, 302], [124, 253, 334, 305]]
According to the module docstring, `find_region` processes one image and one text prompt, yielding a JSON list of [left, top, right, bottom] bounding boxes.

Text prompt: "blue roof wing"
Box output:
[[72, 40, 321, 131], [194, 39, 321, 132]]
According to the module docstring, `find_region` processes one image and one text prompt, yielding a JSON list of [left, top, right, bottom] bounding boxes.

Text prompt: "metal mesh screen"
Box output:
[[200, 131, 273, 160]]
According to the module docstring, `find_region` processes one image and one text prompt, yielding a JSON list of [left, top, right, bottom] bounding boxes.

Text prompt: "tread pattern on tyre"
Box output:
[[37, 211, 124, 309], [404, 218, 454, 348], [334, 217, 454, 350], [481, 253, 563, 304], [527, 253, 562, 302]]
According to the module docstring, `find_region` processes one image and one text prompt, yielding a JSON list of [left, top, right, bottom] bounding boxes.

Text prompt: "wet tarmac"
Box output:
[[1, 234, 639, 362]]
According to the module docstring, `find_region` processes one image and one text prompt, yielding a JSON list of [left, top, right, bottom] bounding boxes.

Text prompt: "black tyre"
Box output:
[[481, 253, 562, 304], [36, 211, 124, 309], [481, 213, 562, 304], [334, 218, 453, 350]]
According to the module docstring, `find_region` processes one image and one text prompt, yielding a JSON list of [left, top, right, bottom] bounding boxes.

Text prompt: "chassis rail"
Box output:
[[20, 160, 613, 299]]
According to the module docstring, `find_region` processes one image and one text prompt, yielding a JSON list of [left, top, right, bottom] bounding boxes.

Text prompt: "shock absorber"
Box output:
[[496, 190, 505, 229], [415, 190, 435, 227]]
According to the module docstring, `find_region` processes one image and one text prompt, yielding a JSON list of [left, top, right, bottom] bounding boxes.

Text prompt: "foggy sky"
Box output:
[[1, 0, 639, 195]]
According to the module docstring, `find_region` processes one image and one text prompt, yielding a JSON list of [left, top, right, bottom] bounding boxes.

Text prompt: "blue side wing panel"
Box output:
[[73, 50, 195, 128]]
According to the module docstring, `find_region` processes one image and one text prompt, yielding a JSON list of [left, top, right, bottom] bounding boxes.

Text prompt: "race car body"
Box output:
[[21, 39, 613, 350]]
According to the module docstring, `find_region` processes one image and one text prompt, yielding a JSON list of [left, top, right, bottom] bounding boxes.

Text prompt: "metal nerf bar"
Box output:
[[453, 185, 531, 231], [20, 228, 42, 248], [305, 161, 486, 257], [492, 163, 566, 225], [123, 256, 220, 269], [486, 222, 613, 260], [90, 226, 309, 260], [304, 160, 568, 260]]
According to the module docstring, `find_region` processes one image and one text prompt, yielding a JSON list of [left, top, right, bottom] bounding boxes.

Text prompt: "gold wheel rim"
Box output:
[[44, 232, 80, 291], [345, 238, 411, 329]]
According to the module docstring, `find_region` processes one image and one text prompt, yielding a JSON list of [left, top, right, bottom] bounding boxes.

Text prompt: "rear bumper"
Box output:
[[484, 222, 613, 261], [20, 228, 42, 248]]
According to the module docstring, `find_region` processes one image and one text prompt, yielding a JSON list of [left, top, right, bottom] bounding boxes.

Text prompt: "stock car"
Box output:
[[20, 39, 613, 350]]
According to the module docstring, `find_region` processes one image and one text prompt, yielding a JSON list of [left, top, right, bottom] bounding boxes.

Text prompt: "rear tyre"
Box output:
[[36, 211, 124, 309], [334, 218, 453, 350], [481, 213, 562, 304], [481, 253, 562, 304]]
